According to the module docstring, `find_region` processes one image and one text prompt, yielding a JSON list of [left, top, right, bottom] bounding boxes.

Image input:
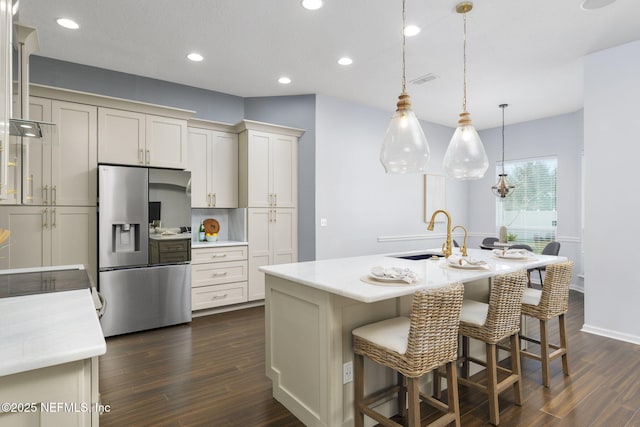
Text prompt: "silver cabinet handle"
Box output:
[[52, 185, 57, 205], [274, 193, 277, 206], [42, 208, 48, 229], [212, 272, 228, 277], [207, 193, 212, 207], [213, 193, 217, 207], [52, 208, 56, 228], [212, 253, 227, 258], [25, 173, 34, 201], [211, 294, 228, 300], [43, 185, 49, 205], [139, 149, 144, 164], [146, 149, 150, 164]]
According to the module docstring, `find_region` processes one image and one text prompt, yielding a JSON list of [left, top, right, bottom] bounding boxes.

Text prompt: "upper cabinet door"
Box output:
[[270, 134, 297, 208], [24, 97, 52, 206], [146, 115, 187, 169], [246, 131, 271, 207], [98, 107, 146, 166], [50, 101, 97, 206], [210, 130, 238, 208], [187, 127, 210, 208]]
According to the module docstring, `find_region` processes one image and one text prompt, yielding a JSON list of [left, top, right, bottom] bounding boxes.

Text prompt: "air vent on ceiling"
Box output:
[[410, 73, 439, 85]]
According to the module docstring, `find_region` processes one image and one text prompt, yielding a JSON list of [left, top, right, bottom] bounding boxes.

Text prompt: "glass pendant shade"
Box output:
[[443, 111, 488, 179], [492, 174, 515, 197], [380, 92, 430, 173]]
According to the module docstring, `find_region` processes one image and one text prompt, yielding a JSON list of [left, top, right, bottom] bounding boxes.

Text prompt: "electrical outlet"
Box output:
[[343, 361, 353, 384]]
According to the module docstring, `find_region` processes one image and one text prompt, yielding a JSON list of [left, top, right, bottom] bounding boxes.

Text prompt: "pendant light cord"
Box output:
[[501, 105, 505, 173], [401, 0, 407, 93], [462, 12, 467, 112]]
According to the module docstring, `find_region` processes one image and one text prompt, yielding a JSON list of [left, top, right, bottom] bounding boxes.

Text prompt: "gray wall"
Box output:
[[583, 39, 640, 344], [244, 95, 317, 262], [470, 111, 584, 287], [314, 94, 469, 260], [30, 56, 245, 123]]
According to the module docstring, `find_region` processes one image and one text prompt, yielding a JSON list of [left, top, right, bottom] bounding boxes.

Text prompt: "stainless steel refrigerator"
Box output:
[[98, 165, 192, 337]]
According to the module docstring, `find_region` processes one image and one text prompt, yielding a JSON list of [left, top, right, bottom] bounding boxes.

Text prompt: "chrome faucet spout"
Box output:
[[427, 209, 453, 258]]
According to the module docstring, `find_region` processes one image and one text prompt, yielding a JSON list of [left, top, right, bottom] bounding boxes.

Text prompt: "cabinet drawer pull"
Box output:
[[43, 185, 49, 205], [52, 185, 57, 205], [211, 294, 229, 300], [212, 272, 228, 277], [212, 253, 227, 258], [274, 193, 277, 206], [139, 149, 144, 164], [51, 208, 56, 228], [212, 193, 217, 207], [146, 149, 150, 164], [42, 208, 48, 229], [207, 193, 212, 206]]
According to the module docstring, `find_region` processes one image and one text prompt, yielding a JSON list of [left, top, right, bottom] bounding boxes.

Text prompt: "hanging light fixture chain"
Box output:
[[501, 104, 505, 173]]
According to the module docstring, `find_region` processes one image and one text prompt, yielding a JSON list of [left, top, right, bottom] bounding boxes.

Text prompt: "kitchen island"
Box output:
[[0, 266, 106, 427], [260, 248, 567, 427]]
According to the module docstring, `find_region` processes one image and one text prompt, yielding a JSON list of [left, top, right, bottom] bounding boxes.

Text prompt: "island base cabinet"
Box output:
[[265, 275, 413, 427], [0, 357, 100, 427]]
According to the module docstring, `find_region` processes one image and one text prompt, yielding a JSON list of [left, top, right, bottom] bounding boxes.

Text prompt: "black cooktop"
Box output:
[[0, 269, 93, 299]]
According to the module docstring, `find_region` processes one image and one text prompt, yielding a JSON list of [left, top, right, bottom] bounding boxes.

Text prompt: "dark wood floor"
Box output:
[[99, 291, 640, 426]]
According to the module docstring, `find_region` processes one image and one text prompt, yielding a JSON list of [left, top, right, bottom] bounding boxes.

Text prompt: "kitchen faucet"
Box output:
[[452, 225, 469, 257], [427, 209, 453, 258]]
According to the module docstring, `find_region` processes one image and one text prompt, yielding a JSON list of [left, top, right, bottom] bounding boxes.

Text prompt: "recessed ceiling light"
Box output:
[[187, 52, 204, 62], [56, 18, 79, 30], [301, 0, 323, 10], [337, 57, 353, 66], [278, 77, 292, 85], [581, 0, 616, 10], [403, 25, 421, 37]]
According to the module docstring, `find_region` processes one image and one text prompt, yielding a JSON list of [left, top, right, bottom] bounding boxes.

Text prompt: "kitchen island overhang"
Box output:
[[260, 249, 568, 427]]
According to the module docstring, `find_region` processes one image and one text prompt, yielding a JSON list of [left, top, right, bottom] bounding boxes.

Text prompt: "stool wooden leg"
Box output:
[[510, 334, 523, 405], [462, 336, 470, 379], [354, 354, 364, 427], [446, 361, 461, 427], [559, 313, 570, 376], [486, 343, 500, 426], [539, 319, 551, 388], [398, 372, 407, 419], [433, 368, 442, 399], [407, 377, 421, 427]]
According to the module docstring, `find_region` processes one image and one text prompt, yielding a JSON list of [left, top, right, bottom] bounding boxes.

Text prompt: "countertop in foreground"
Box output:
[[0, 289, 106, 377]]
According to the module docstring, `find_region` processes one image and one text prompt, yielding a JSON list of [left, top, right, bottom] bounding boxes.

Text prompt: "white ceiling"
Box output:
[[16, 0, 640, 130]]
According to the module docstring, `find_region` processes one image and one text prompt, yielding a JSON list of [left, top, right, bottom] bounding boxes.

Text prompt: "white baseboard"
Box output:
[[581, 324, 640, 346]]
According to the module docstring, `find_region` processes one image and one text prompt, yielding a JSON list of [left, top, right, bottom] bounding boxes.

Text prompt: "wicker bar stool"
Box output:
[[457, 270, 528, 426], [352, 283, 464, 427], [520, 260, 574, 387]]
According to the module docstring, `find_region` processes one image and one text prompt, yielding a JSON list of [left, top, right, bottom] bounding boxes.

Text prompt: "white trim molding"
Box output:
[[581, 324, 640, 346]]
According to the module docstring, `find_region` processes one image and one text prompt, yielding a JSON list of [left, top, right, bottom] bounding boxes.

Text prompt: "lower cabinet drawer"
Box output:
[[192, 282, 248, 310], [192, 260, 248, 286]]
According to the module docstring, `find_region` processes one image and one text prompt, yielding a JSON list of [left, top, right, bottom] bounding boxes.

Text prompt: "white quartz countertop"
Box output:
[[260, 248, 567, 303], [0, 289, 106, 377]]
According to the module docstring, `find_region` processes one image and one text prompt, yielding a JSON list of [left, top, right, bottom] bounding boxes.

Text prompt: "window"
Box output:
[[496, 157, 557, 252]]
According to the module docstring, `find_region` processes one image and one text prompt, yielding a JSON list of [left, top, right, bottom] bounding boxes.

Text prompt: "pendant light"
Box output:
[[443, 2, 488, 180], [492, 104, 516, 198], [380, 0, 430, 174]]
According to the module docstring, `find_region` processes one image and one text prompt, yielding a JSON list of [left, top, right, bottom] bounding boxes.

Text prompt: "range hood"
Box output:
[[11, 23, 56, 139], [9, 118, 55, 138]]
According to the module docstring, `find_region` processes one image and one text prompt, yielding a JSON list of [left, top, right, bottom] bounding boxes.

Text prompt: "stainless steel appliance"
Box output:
[[98, 165, 192, 337]]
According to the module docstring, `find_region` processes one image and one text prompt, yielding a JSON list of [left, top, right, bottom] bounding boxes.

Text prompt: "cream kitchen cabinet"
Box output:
[[22, 97, 98, 206], [191, 245, 248, 310], [98, 107, 188, 169], [0, 0, 10, 202], [239, 124, 301, 208], [188, 122, 238, 208], [24, 97, 97, 206], [0, 205, 97, 280], [247, 208, 297, 301]]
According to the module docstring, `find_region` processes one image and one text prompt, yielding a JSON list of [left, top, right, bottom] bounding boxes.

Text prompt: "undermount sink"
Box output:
[[389, 252, 445, 260]]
